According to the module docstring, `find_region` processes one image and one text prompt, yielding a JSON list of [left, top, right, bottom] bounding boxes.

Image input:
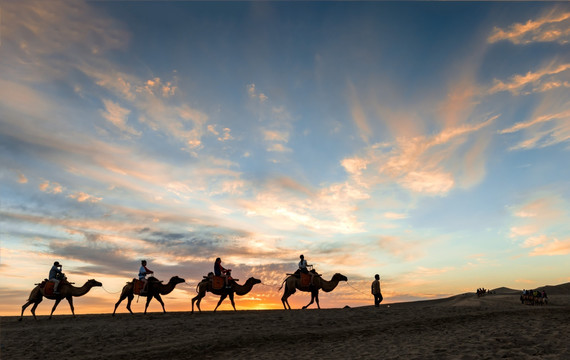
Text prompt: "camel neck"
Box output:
[[157, 280, 177, 295], [73, 282, 94, 296], [320, 277, 341, 293], [234, 280, 255, 296]]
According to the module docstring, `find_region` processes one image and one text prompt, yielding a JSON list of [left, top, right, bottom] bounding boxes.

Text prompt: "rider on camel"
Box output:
[[49, 261, 63, 294], [298, 255, 315, 285], [139, 260, 154, 294], [214, 258, 231, 288]]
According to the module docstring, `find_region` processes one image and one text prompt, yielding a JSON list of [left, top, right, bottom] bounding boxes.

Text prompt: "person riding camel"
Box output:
[[139, 260, 154, 294], [298, 255, 315, 285], [214, 257, 231, 288], [49, 261, 63, 294]]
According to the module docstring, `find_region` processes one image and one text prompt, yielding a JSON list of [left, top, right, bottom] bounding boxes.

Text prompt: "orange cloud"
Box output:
[[488, 11, 570, 45]]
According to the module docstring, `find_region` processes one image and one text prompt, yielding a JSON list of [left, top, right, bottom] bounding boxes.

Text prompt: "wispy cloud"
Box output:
[[488, 11, 570, 45], [499, 110, 570, 150], [489, 63, 570, 95], [100, 99, 140, 136], [343, 115, 497, 195], [68, 192, 102, 203], [509, 194, 570, 256]]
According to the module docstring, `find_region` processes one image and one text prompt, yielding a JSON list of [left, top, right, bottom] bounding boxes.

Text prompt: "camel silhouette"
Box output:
[[112, 276, 185, 315], [19, 279, 102, 320], [280, 273, 347, 309], [191, 276, 261, 313]]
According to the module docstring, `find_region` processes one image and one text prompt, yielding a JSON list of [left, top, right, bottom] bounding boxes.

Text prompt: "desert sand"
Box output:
[[2, 285, 570, 359]]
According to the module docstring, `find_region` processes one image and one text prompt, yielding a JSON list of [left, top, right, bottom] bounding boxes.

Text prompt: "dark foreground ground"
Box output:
[[2, 293, 569, 359]]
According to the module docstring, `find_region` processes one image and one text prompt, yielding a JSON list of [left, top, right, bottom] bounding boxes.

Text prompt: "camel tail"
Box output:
[[278, 277, 287, 291]]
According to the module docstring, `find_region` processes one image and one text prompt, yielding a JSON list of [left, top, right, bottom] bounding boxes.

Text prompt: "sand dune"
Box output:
[[2, 284, 569, 359]]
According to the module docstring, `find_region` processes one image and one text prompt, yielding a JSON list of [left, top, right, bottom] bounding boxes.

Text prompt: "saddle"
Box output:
[[133, 279, 145, 295], [38, 279, 70, 296], [202, 273, 235, 290], [300, 273, 312, 288], [133, 277, 161, 295]]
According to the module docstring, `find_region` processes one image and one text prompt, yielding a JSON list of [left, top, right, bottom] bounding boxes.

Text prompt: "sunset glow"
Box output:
[[1, 1, 569, 316]]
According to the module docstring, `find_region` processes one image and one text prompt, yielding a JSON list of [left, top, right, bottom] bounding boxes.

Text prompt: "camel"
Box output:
[[112, 276, 185, 315], [19, 279, 102, 321], [280, 273, 347, 310], [191, 276, 261, 313]]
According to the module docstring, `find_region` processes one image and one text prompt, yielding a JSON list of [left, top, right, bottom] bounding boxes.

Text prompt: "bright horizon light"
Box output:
[[1, 0, 569, 316]]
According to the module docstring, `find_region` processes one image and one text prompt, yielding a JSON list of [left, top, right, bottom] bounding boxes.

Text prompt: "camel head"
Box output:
[[87, 279, 103, 287], [332, 273, 348, 282], [247, 277, 262, 285], [169, 276, 186, 285]]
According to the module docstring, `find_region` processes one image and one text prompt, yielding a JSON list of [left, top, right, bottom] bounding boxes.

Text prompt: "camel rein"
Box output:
[[344, 281, 370, 297], [100, 285, 122, 294]]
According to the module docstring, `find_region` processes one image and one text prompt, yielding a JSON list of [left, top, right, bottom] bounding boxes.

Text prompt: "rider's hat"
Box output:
[[54, 261, 60, 266]]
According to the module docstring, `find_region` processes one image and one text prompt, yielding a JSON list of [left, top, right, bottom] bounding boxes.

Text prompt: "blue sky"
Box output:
[[1, 0, 569, 314]]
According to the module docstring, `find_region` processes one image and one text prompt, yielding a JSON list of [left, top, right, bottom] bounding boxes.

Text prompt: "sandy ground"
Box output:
[[2, 292, 569, 360]]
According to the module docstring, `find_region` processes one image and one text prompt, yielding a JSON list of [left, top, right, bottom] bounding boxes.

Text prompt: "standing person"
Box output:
[[371, 274, 383, 307], [214, 258, 231, 288], [139, 260, 154, 294], [49, 261, 63, 294]]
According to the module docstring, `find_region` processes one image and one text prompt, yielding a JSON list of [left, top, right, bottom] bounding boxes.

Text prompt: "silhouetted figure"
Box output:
[[214, 257, 231, 288], [49, 261, 63, 294], [139, 260, 154, 294], [371, 274, 383, 307]]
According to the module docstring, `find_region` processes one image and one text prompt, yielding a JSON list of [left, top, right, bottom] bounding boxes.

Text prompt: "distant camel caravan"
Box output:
[[280, 272, 347, 309], [19, 278, 102, 321], [191, 273, 261, 312], [112, 276, 185, 315]]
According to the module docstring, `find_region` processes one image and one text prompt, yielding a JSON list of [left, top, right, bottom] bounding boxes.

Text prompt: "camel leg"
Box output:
[[144, 295, 153, 314], [67, 296, 76, 318], [229, 292, 236, 311], [191, 293, 204, 313], [214, 294, 228, 312], [31, 301, 42, 320], [113, 292, 128, 316], [314, 291, 320, 309], [303, 292, 315, 309], [20, 298, 40, 321], [155, 294, 166, 313], [20, 300, 34, 321], [125, 294, 135, 314], [49, 298, 62, 319], [281, 290, 291, 310]]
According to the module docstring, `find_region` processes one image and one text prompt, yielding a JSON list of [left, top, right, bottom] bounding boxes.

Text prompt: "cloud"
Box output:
[[100, 99, 140, 136], [488, 11, 570, 45], [384, 212, 407, 220], [39, 180, 63, 194], [400, 171, 454, 195], [342, 115, 497, 195], [489, 63, 570, 95], [499, 110, 570, 150], [18, 172, 28, 184], [348, 81, 371, 143], [377, 235, 426, 262], [529, 238, 570, 256], [68, 192, 102, 203], [509, 194, 570, 256], [247, 83, 268, 103], [240, 178, 368, 235]]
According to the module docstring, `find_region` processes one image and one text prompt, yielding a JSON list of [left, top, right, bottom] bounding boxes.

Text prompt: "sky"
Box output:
[[1, 1, 569, 316]]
